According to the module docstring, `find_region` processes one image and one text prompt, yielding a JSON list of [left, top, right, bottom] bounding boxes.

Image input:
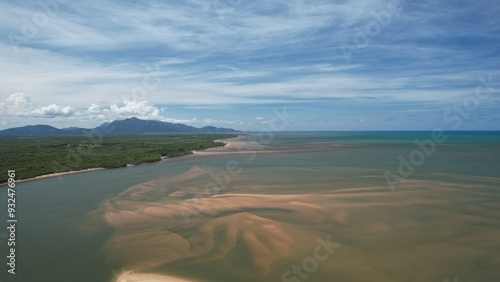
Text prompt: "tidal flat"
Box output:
[[1, 132, 499, 282]]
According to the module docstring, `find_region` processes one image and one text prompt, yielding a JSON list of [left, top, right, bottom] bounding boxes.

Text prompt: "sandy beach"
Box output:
[[10, 167, 106, 184], [192, 137, 242, 155], [3, 136, 242, 185], [7, 132, 500, 281], [114, 272, 195, 282]]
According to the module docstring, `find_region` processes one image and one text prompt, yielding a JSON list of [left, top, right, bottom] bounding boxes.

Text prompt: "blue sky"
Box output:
[[0, 0, 499, 131]]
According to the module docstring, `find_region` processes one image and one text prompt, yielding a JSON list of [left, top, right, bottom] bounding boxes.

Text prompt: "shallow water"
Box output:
[[1, 132, 499, 281]]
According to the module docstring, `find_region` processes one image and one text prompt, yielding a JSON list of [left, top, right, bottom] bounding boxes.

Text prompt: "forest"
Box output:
[[0, 134, 236, 183]]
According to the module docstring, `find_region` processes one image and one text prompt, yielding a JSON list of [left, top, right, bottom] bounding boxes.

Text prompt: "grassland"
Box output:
[[0, 134, 236, 183]]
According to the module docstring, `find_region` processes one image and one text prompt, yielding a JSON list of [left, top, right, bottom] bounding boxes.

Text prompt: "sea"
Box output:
[[0, 132, 499, 282]]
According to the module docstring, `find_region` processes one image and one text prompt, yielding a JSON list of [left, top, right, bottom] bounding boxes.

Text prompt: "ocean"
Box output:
[[1, 132, 499, 282]]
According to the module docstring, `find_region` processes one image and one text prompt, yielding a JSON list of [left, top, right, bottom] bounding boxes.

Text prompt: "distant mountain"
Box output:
[[200, 126, 237, 133], [62, 126, 86, 131], [0, 117, 239, 136], [0, 125, 65, 135], [99, 117, 197, 134]]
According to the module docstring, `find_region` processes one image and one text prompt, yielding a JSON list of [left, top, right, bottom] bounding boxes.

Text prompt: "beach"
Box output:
[[3, 137, 240, 185], [2, 132, 499, 282], [10, 167, 106, 184], [114, 272, 196, 282]]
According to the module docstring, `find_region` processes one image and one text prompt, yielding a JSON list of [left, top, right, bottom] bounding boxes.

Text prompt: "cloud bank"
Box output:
[[0, 0, 499, 130]]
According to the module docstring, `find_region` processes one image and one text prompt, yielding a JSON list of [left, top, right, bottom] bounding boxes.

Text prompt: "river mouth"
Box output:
[[4, 132, 500, 282]]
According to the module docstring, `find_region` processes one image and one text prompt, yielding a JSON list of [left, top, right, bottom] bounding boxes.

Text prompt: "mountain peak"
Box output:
[[0, 118, 239, 136]]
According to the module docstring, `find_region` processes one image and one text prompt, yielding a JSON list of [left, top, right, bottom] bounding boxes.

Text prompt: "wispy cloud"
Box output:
[[0, 0, 499, 130]]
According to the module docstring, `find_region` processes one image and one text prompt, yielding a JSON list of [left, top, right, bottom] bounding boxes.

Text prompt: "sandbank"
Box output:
[[114, 272, 196, 282]]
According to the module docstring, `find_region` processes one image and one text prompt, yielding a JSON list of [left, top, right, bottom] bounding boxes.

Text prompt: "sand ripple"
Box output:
[[78, 164, 500, 282]]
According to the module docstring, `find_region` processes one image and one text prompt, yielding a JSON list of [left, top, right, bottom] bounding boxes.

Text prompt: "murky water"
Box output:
[[1, 132, 499, 281]]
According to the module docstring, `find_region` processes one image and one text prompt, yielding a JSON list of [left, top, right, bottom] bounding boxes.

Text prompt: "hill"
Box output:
[[0, 117, 239, 136]]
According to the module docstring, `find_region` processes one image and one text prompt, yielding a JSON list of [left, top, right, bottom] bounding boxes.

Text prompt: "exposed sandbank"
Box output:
[[114, 271, 196, 282], [77, 164, 500, 282]]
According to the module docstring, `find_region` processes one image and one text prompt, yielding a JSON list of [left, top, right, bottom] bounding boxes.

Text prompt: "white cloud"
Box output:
[[0, 1, 498, 130], [87, 103, 101, 114], [6, 92, 32, 107], [201, 119, 218, 125], [31, 104, 75, 116], [164, 118, 198, 124], [108, 100, 159, 119], [1, 93, 75, 117], [0, 1, 494, 109], [0, 94, 163, 123], [0, 93, 35, 115]]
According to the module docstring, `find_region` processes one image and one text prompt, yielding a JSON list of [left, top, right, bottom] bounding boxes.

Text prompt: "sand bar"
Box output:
[[114, 272, 196, 282]]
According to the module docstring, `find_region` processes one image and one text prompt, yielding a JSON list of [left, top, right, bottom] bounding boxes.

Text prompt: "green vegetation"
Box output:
[[0, 134, 236, 183]]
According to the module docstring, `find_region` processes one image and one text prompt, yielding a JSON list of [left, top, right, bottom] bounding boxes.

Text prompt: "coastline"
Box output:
[[114, 272, 197, 282], [192, 136, 247, 155], [9, 167, 106, 185], [1, 136, 242, 185]]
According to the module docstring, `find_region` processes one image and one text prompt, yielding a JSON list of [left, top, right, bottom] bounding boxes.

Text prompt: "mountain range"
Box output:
[[0, 117, 239, 136]]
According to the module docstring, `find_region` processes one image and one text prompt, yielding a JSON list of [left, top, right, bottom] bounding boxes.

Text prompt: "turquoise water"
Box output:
[[0, 132, 499, 281]]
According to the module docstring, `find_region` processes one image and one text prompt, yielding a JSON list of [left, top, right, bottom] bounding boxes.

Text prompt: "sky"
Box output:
[[0, 0, 499, 131]]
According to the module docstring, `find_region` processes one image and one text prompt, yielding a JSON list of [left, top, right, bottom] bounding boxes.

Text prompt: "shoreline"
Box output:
[[1, 136, 242, 185], [192, 135, 249, 155], [7, 168, 107, 185], [114, 271, 197, 282]]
